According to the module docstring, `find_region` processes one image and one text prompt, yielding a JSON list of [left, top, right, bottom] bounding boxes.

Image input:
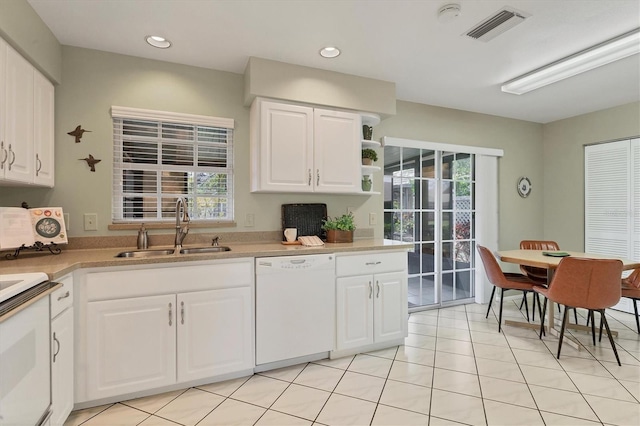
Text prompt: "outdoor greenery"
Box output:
[[322, 212, 356, 231]]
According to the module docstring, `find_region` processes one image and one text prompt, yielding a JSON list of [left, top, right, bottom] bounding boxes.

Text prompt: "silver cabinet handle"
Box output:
[[308, 169, 312, 186], [53, 332, 60, 363], [181, 301, 185, 325], [0, 141, 6, 169], [368, 281, 373, 299], [316, 169, 320, 186], [8, 144, 14, 170], [168, 302, 172, 326], [376, 281, 381, 298], [365, 261, 382, 266], [36, 153, 42, 176], [57, 291, 70, 301]]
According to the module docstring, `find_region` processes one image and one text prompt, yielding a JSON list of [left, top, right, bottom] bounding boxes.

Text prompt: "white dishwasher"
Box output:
[[256, 254, 335, 365]]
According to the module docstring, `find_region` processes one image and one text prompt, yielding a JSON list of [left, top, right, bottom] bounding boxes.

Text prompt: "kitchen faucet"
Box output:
[[174, 197, 190, 253]]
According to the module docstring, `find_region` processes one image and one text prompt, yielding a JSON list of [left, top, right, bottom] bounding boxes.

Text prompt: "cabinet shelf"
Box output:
[[361, 140, 381, 148], [361, 165, 381, 174]]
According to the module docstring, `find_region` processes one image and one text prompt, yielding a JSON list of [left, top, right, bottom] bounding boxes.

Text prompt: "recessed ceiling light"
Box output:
[[320, 46, 340, 58], [145, 35, 172, 49]]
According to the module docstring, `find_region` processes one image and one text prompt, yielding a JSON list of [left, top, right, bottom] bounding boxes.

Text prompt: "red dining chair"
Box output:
[[477, 245, 544, 333], [519, 240, 578, 324], [534, 257, 623, 365], [621, 269, 640, 334]]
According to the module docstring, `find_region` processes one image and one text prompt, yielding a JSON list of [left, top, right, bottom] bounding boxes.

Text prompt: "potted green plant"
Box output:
[[322, 212, 356, 243], [362, 148, 378, 165]]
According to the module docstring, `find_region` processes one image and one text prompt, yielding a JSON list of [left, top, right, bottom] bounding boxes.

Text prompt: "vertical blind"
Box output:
[[111, 107, 234, 222]]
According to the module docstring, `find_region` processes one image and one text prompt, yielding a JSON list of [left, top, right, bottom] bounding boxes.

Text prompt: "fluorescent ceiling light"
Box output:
[[320, 46, 340, 58], [502, 28, 640, 95], [145, 35, 172, 49]]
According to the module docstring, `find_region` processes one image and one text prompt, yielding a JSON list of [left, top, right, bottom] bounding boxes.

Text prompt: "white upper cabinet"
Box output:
[[0, 37, 55, 187], [250, 98, 362, 193], [33, 70, 55, 186]]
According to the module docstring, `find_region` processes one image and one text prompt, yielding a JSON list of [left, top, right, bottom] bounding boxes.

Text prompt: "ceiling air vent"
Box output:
[[465, 7, 530, 42]]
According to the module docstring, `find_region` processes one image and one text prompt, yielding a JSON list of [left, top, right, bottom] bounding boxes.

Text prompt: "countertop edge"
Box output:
[[2, 239, 413, 280]]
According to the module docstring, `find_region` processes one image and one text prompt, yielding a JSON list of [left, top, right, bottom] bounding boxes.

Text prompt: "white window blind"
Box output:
[[111, 107, 234, 222]]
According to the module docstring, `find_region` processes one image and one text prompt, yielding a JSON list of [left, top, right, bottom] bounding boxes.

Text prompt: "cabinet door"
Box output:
[[3, 43, 33, 183], [313, 109, 361, 193], [374, 271, 408, 343], [86, 295, 176, 400], [257, 100, 313, 192], [336, 275, 374, 351], [51, 308, 74, 426], [33, 70, 54, 187], [177, 287, 253, 382]]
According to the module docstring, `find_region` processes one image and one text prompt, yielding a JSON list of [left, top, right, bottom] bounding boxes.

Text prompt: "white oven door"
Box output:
[[0, 296, 51, 426]]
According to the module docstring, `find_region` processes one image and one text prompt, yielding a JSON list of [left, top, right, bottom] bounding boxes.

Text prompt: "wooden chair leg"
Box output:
[[600, 310, 621, 366], [557, 305, 570, 360], [539, 297, 548, 339], [633, 299, 640, 334], [523, 292, 530, 322], [498, 288, 504, 333], [486, 286, 496, 319]]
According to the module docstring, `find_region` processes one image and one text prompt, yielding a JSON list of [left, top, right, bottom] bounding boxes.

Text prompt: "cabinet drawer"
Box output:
[[51, 273, 73, 318], [336, 251, 407, 277]]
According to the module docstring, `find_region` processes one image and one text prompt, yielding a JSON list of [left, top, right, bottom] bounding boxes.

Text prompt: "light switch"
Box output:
[[369, 213, 377, 225], [84, 213, 98, 231], [245, 213, 255, 227]]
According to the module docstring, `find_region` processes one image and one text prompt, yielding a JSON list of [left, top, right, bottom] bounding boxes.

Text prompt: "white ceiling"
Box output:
[[28, 0, 640, 123]]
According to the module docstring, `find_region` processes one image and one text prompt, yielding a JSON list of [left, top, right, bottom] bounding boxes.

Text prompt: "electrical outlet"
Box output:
[[245, 213, 255, 227], [369, 212, 377, 225], [84, 213, 98, 231], [64, 213, 70, 231]]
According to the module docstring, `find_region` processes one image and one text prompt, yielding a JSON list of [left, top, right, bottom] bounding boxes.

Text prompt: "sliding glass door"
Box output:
[[383, 144, 476, 311]]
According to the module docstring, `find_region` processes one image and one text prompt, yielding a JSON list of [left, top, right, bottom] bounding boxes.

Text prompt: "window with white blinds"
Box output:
[[111, 107, 234, 222], [584, 138, 640, 260]]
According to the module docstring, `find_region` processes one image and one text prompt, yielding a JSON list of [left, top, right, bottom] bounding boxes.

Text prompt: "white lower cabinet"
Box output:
[[335, 251, 408, 353], [177, 287, 252, 382], [87, 294, 177, 400], [51, 308, 74, 426], [51, 273, 74, 426], [76, 259, 254, 404]]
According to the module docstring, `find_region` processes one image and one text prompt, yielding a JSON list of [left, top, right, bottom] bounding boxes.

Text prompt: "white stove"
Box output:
[[0, 272, 49, 303]]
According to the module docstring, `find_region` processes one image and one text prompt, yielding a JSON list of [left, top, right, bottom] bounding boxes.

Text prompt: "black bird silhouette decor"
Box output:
[[80, 154, 101, 172], [67, 125, 91, 143]]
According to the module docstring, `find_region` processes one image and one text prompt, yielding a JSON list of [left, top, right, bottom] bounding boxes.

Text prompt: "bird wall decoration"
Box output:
[[67, 125, 91, 143], [79, 154, 101, 172]]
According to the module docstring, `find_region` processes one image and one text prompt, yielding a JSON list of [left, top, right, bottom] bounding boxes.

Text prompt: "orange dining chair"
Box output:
[[534, 257, 623, 365], [621, 269, 640, 334], [477, 245, 544, 333], [519, 240, 578, 324]]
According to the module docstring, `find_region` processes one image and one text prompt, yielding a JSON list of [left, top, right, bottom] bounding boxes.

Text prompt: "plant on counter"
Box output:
[[322, 212, 356, 243], [361, 148, 378, 165], [322, 212, 356, 231]]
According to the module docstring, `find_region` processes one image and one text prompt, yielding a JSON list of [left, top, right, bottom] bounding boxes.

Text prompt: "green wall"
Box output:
[[0, 45, 548, 250], [543, 102, 640, 250]]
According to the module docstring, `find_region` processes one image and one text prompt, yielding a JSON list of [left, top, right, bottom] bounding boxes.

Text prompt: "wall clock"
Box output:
[[517, 176, 532, 198]]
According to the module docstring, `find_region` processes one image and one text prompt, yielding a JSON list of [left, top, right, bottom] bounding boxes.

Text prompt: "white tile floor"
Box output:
[[65, 297, 640, 426]]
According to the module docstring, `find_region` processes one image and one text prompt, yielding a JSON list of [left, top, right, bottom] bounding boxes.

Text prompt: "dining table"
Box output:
[[496, 249, 640, 348]]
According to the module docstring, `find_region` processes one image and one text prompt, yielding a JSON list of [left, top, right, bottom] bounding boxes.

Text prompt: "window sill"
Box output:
[[108, 221, 236, 231]]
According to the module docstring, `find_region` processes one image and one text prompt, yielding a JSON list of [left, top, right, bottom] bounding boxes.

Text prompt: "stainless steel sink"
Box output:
[[180, 246, 231, 254], [115, 246, 231, 258], [115, 249, 175, 258]]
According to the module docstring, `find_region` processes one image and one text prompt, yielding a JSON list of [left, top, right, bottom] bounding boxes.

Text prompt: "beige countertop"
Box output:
[[1, 239, 412, 280]]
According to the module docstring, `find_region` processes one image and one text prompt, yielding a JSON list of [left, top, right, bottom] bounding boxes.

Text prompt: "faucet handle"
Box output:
[[211, 236, 220, 246]]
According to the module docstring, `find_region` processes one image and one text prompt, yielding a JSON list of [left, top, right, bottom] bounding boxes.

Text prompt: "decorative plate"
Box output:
[[517, 176, 532, 198], [35, 217, 62, 238]]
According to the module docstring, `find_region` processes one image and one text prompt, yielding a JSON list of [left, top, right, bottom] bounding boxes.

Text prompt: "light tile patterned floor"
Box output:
[[65, 298, 640, 426]]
